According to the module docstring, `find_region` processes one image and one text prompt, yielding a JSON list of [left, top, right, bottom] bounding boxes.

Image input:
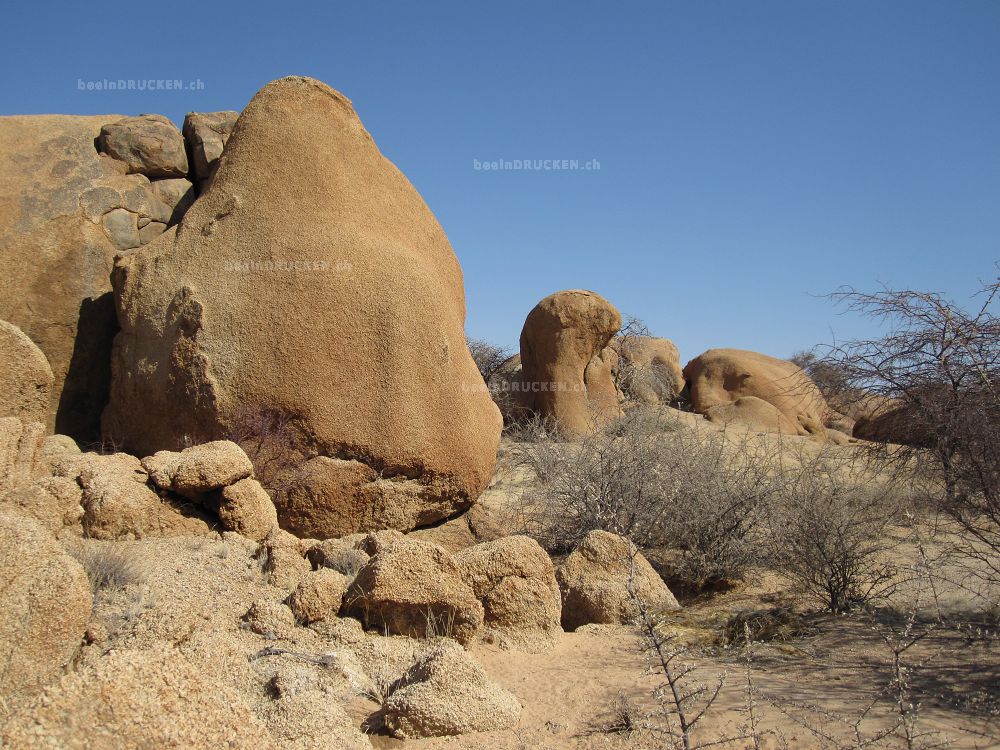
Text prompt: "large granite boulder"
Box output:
[[103, 77, 501, 537], [684, 348, 830, 440]]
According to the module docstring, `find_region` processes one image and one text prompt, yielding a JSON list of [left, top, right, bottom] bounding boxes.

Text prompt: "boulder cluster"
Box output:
[[0, 75, 699, 745]]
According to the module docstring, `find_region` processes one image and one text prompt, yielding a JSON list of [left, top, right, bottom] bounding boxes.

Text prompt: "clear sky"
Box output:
[[2, 1, 998, 364]]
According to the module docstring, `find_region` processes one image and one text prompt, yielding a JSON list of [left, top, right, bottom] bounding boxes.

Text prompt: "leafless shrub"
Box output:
[[769, 452, 903, 613], [423, 607, 458, 640], [508, 408, 781, 590], [819, 274, 1000, 587], [611, 315, 684, 407], [466, 335, 514, 388], [222, 404, 309, 497], [319, 547, 368, 582]]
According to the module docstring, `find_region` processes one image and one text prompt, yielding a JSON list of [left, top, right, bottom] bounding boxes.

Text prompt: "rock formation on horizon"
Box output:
[[518, 289, 622, 436], [102, 76, 501, 538]]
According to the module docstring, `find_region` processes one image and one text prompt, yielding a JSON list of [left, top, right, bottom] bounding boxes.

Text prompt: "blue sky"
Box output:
[[2, 1, 998, 364]]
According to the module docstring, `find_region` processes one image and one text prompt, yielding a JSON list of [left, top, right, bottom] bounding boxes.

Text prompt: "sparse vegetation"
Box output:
[[69, 542, 146, 593]]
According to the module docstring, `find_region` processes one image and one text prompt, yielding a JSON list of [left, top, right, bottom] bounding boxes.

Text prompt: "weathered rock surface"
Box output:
[[382, 640, 521, 738], [455, 535, 561, 645], [617, 335, 685, 405], [286, 568, 349, 624], [256, 528, 312, 590], [519, 289, 622, 437], [183, 110, 239, 187], [704, 395, 800, 435], [684, 348, 830, 440], [0, 320, 54, 425], [0, 511, 91, 714], [2, 645, 274, 748], [0, 417, 45, 492], [218, 477, 278, 540], [557, 530, 679, 630], [345, 537, 484, 644], [142, 440, 253, 500], [0, 115, 180, 439], [103, 77, 501, 538], [0, 475, 83, 534], [97, 114, 188, 178], [68, 452, 212, 539]]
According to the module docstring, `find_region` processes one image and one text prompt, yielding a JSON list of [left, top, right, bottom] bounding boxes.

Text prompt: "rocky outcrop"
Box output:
[[0, 320, 54, 426], [103, 76, 501, 537], [519, 290, 622, 437], [382, 640, 521, 738], [0, 115, 192, 439], [455, 535, 561, 646], [183, 111, 239, 188], [345, 537, 484, 644], [684, 348, 830, 440], [70, 452, 213, 540], [557, 530, 679, 630], [0, 511, 92, 714]]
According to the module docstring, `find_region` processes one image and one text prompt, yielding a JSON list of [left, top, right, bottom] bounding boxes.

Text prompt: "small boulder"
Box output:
[[97, 114, 189, 177], [286, 569, 349, 624], [684, 348, 830, 440], [218, 477, 278, 541], [0, 511, 92, 712], [256, 528, 312, 590], [616, 335, 685, 405], [382, 640, 521, 738], [344, 538, 483, 645], [243, 598, 297, 638], [557, 530, 679, 630], [142, 440, 254, 500], [455, 535, 561, 645], [519, 290, 623, 437]]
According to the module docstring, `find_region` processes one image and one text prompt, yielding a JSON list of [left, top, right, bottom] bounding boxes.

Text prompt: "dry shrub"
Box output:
[[507, 408, 782, 592], [223, 404, 310, 497], [769, 451, 904, 613], [69, 542, 146, 593]]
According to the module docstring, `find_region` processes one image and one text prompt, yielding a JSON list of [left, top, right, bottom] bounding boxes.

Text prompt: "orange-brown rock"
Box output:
[[102, 77, 501, 537], [519, 290, 622, 437], [684, 348, 829, 440], [0, 115, 180, 439]]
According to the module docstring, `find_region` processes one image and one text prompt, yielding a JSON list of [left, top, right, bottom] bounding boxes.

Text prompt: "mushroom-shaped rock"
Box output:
[[103, 77, 501, 539], [97, 114, 189, 177], [616, 335, 685, 405], [0, 511, 92, 711], [344, 538, 483, 645], [684, 349, 830, 440], [382, 640, 521, 738], [519, 290, 623, 437], [0, 320, 54, 426], [142, 440, 254, 500], [557, 530, 679, 630], [455, 535, 561, 645]]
